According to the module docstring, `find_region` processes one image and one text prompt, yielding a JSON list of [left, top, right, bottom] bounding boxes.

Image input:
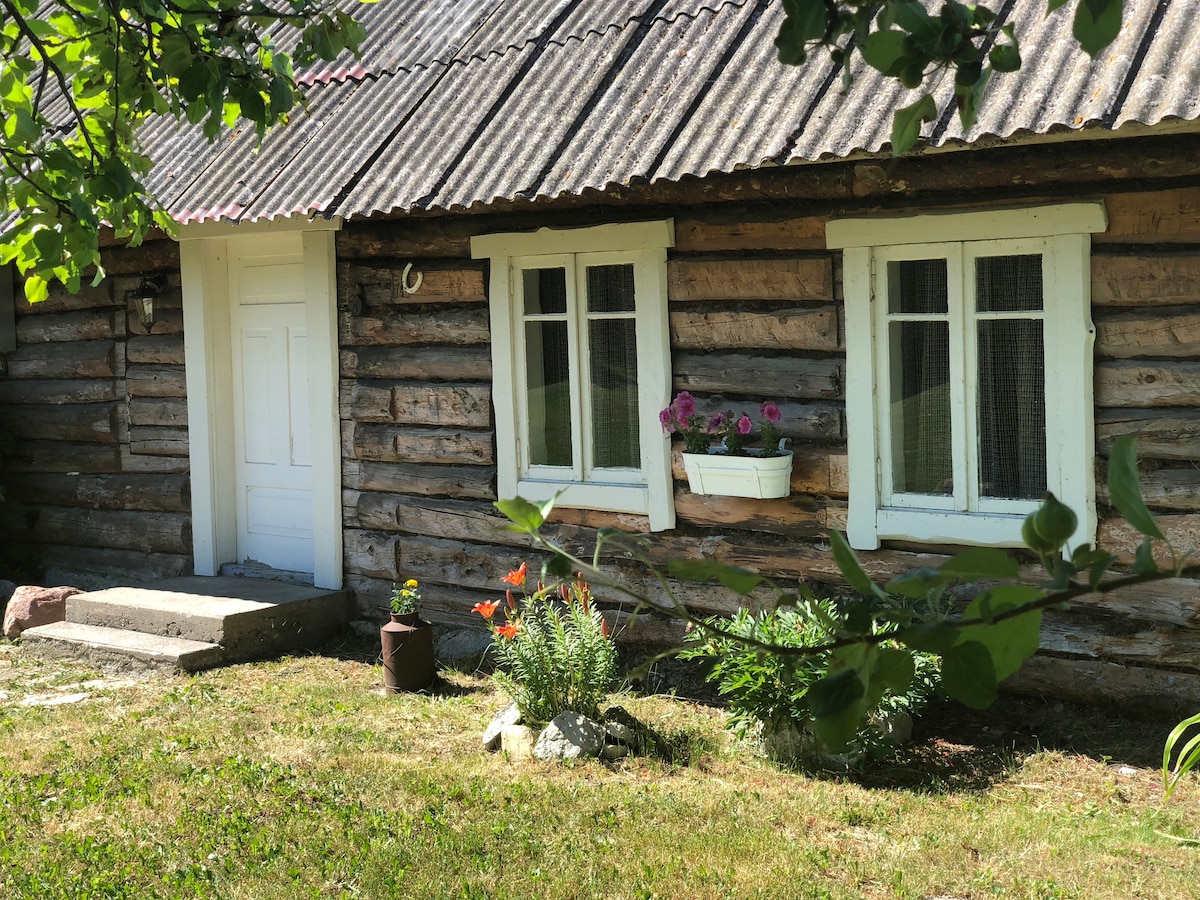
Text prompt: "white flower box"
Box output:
[[681, 448, 794, 499]]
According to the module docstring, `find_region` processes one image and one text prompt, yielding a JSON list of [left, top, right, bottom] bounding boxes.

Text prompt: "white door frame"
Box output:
[[179, 217, 343, 589]]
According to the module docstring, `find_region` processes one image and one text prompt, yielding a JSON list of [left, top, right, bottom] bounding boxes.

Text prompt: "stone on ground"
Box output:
[[483, 702, 522, 751], [500, 725, 536, 759], [3, 586, 80, 639], [533, 712, 606, 760]]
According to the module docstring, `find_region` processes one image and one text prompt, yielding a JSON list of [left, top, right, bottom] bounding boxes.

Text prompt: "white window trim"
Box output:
[[472, 220, 675, 532], [828, 202, 1106, 551]]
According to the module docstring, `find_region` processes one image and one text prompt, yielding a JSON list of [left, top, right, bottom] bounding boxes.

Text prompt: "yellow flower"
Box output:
[[404, 579, 418, 588]]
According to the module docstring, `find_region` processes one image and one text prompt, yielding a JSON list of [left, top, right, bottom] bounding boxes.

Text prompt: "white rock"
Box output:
[[500, 725, 536, 759], [1117, 765, 1138, 777], [533, 712, 606, 760], [482, 702, 521, 751]]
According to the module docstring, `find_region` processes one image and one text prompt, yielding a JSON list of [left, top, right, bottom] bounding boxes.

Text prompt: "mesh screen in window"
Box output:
[[889, 320, 953, 495], [524, 319, 572, 467]]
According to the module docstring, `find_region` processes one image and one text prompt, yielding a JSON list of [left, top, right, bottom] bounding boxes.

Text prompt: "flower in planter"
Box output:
[[660, 392, 787, 457], [390, 578, 421, 616]]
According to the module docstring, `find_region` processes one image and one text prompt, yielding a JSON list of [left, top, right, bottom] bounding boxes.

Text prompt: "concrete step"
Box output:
[[21, 621, 225, 673], [66, 576, 351, 663]]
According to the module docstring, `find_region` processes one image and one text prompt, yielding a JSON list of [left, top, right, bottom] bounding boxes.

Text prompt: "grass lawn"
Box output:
[[0, 635, 1196, 900]]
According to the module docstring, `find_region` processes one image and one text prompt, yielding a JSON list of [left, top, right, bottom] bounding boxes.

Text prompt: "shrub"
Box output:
[[473, 563, 618, 726], [679, 596, 940, 761]]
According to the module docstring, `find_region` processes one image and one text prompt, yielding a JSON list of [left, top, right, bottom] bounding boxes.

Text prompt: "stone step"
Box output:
[[20, 621, 225, 673], [66, 576, 350, 663]]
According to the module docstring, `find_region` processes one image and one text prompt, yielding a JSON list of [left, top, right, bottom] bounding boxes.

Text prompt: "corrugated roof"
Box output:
[[143, 0, 1200, 224]]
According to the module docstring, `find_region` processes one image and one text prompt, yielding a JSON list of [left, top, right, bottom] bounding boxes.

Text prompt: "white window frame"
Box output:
[[472, 220, 676, 532], [827, 203, 1106, 550]]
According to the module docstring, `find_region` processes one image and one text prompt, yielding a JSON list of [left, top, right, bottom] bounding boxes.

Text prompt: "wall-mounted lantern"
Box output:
[[128, 275, 168, 328]]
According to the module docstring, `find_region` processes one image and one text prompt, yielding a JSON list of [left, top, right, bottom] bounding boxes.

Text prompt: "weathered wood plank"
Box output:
[[129, 426, 189, 456], [339, 381, 492, 427], [127, 334, 186, 365], [670, 306, 839, 352], [24, 543, 192, 586], [337, 219, 475, 259], [340, 263, 487, 307], [342, 460, 495, 499], [6, 440, 119, 473], [1101, 188, 1200, 244], [3, 341, 119, 379], [31, 506, 191, 554], [0, 403, 120, 444], [1096, 467, 1200, 511], [98, 240, 180, 275], [1095, 312, 1200, 359], [0, 378, 119, 404], [15, 281, 113, 314], [15, 308, 123, 343], [672, 489, 843, 538], [1096, 409, 1200, 460], [1004, 654, 1200, 715], [340, 345, 492, 381], [126, 364, 187, 398], [1095, 360, 1200, 407], [1092, 254, 1200, 307], [7, 473, 190, 513], [125, 308, 184, 338], [1038, 610, 1200, 672], [128, 397, 188, 427], [673, 217, 826, 252], [672, 352, 843, 400], [1071, 579, 1200, 629], [338, 308, 490, 346], [668, 258, 832, 302], [343, 529, 401, 580], [119, 447, 190, 473], [348, 423, 494, 465]]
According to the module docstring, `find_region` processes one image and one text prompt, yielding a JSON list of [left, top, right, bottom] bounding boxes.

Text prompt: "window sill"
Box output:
[[515, 478, 649, 516], [872, 507, 1035, 549]]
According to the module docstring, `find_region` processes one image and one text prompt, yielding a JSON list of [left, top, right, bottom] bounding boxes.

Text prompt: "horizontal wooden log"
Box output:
[[119, 447, 189, 473], [127, 334, 186, 365], [98, 240, 180, 275], [1101, 187, 1200, 244], [343, 529, 401, 580], [673, 216, 826, 252], [1095, 311, 1200, 359], [1092, 254, 1200, 307], [1095, 360, 1200, 407], [1070, 580, 1200, 630], [667, 258, 832, 302], [0, 403, 120, 444], [346, 422, 494, 465], [1099, 516, 1200, 567], [3, 341, 119, 379], [339, 381, 492, 427], [340, 345, 492, 381], [342, 460, 495, 500], [129, 427, 189, 456], [126, 364, 187, 398], [20, 543, 191, 587], [672, 352, 842, 400], [670, 305, 839, 352], [1096, 467, 1200, 511], [125, 308, 184, 338], [6, 440, 119, 473], [1095, 409, 1200, 460], [1004, 654, 1200, 716], [338, 307, 490, 346], [15, 308, 123, 344], [672, 488, 842, 538], [340, 263, 486, 307], [16, 280, 113, 314], [31, 506, 191, 554], [0, 377, 119, 405], [129, 397, 188, 427], [1038, 610, 1200, 672], [6, 473, 189, 513], [337, 219, 475, 259]]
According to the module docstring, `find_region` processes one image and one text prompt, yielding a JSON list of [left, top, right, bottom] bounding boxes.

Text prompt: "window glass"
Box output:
[[524, 320, 572, 467], [888, 259, 948, 314], [523, 268, 567, 315], [889, 320, 952, 495], [586, 264, 636, 313], [589, 318, 639, 468], [976, 254, 1042, 312], [977, 319, 1046, 499]]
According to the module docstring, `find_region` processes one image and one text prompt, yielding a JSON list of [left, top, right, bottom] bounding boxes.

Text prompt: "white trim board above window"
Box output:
[[827, 202, 1106, 551], [472, 220, 676, 532]]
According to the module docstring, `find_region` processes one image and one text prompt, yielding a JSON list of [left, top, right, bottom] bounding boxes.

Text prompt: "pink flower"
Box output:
[[658, 407, 676, 433], [737, 414, 753, 435], [761, 401, 781, 423], [707, 413, 725, 433], [674, 391, 697, 419]]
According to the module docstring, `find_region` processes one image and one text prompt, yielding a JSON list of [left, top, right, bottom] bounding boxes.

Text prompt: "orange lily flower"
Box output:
[[495, 622, 520, 639], [501, 561, 527, 588], [471, 599, 502, 620]]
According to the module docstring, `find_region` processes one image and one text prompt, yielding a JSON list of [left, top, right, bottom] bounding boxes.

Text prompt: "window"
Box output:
[[472, 220, 675, 531], [827, 203, 1106, 550]]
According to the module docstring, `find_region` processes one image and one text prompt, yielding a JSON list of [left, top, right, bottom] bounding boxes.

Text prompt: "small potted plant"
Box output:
[[380, 578, 435, 692], [659, 391, 793, 499]]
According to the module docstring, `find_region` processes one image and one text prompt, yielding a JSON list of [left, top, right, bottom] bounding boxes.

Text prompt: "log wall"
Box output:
[[0, 240, 192, 587]]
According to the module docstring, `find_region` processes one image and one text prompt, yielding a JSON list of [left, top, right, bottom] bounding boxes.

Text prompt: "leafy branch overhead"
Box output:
[[775, 0, 1127, 154], [0, 0, 368, 301]]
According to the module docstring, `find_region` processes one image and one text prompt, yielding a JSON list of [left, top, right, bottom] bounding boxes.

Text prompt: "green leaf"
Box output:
[[543, 552, 573, 579], [1074, 0, 1123, 56], [867, 647, 915, 707], [494, 496, 553, 534], [897, 621, 959, 654], [940, 547, 1019, 581], [1132, 538, 1158, 575], [666, 560, 764, 595], [886, 567, 954, 599], [890, 94, 937, 155], [959, 585, 1044, 681], [829, 531, 877, 598], [809, 667, 865, 719], [22, 273, 48, 304], [940, 641, 998, 709], [861, 29, 909, 76], [1107, 434, 1164, 540], [1047, 0, 1071, 11], [988, 42, 1021, 73]]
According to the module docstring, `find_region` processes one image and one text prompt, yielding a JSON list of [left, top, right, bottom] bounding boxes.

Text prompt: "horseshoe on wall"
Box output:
[[401, 262, 423, 295]]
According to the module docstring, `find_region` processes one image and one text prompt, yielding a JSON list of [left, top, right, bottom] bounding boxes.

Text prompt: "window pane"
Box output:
[[978, 320, 1046, 499], [589, 319, 639, 468], [586, 264, 636, 313], [523, 268, 567, 315], [889, 321, 952, 495], [888, 259, 948, 314], [976, 254, 1042, 312], [525, 320, 572, 467]]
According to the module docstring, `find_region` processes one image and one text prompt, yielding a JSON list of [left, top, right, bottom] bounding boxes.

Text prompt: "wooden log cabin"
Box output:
[[3, 0, 1200, 710]]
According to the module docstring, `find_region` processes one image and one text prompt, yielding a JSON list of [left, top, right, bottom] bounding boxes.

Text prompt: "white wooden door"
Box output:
[[229, 240, 314, 573]]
